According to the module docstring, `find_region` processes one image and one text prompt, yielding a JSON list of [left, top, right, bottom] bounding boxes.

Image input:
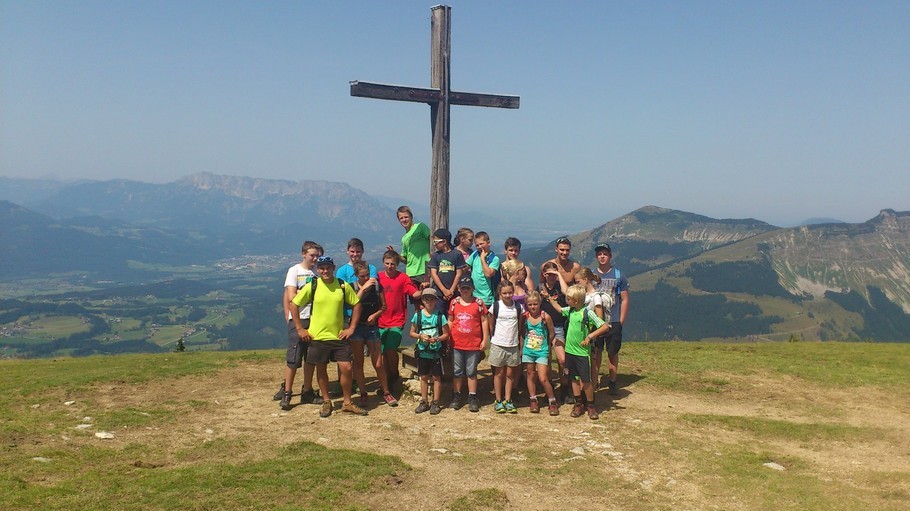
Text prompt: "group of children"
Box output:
[[276, 206, 630, 420]]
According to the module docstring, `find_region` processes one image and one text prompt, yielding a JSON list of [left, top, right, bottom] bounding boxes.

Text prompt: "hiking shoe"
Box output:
[[300, 388, 319, 405], [273, 383, 285, 401], [570, 402, 585, 418], [383, 392, 399, 407], [415, 400, 430, 414], [548, 401, 559, 416], [587, 405, 599, 420], [429, 401, 442, 415], [279, 391, 293, 411], [493, 400, 506, 414], [563, 394, 575, 406], [359, 392, 369, 407], [529, 398, 540, 414], [329, 383, 342, 398], [504, 400, 517, 414], [341, 402, 368, 416], [449, 392, 462, 410], [608, 380, 618, 396], [468, 395, 480, 413], [319, 401, 333, 418]]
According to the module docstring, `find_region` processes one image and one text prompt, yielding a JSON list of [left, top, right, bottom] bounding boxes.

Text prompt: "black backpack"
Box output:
[[490, 299, 525, 340], [307, 278, 345, 317]]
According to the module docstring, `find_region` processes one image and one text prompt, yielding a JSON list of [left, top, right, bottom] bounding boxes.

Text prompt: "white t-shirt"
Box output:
[[285, 264, 315, 320], [584, 291, 603, 316], [490, 300, 521, 348]]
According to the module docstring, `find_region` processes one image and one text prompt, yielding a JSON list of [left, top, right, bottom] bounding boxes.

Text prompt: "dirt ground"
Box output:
[[75, 357, 910, 511]]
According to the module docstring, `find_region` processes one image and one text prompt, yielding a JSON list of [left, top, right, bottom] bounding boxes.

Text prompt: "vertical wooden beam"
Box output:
[[430, 5, 451, 232]]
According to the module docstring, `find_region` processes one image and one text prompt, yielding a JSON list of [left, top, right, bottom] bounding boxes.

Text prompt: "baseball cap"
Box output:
[[421, 288, 439, 298], [458, 276, 474, 288], [432, 228, 452, 243], [594, 243, 612, 253], [315, 255, 335, 266]]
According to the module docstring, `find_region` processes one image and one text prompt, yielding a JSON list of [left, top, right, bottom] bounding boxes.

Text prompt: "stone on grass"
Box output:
[[763, 462, 785, 471], [94, 431, 115, 440]]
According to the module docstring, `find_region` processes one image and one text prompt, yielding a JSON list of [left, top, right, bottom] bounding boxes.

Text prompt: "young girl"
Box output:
[[539, 261, 571, 404], [488, 281, 524, 413], [350, 261, 398, 407], [455, 227, 474, 263], [576, 267, 606, 384], [501, 259, 530, 310], [409, 289, 450, 415], [522, 291, 558, 415]]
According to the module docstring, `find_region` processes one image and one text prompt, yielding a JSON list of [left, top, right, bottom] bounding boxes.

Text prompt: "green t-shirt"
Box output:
[[291, 278, 360, 341], [561, 306, 605, 357], [466, 250, 501, 306], [402, 222, 431, 278]]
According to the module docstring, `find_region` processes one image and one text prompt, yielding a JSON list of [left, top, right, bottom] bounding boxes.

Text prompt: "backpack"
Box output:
[[595, 268, 621, 322], [415, 310, 447, 358], [491, 299, 525, 340]]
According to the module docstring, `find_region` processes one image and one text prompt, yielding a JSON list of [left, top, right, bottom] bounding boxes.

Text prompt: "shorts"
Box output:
[[417, 357, 442, 377], [522, 353, 549, 365], [285, 318, 311, 369], [552, 324, 566, 341], [352, 324, 381, 343], [605, 323, 623, 356], [488, 344, 521, 368], [379, 327, 403, 352], [409, 275, 426, 305], [452, 349, 482, 378], [565, 353, 592, 383], [306, 340, 352, 365]]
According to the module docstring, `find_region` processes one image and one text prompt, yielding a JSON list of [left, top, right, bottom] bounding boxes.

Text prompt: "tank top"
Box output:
[[523, 314, 549, 358]]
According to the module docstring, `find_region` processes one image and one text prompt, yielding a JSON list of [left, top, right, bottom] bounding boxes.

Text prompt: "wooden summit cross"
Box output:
[[350, 4, 519, 231]]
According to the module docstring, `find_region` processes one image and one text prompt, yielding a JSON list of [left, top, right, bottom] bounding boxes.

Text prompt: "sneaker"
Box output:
[[548, 401, 559, 416], [529, 398, 540, 414], [382, 392, 399, 407], [300, 388, 319, 405], [359, 392, 369, 407], [319, 401, 333, 418], [504, 400, 517, 414], [273, 383, 285, 401], [608, 380, 618, 396], [493, 400, 506, 414], [468, 395, 480, 413], [570, 402, 585, 418], [587, 405, 599, 420], [563, 394, 575, 406], [449, 392, 462, 410], [341, 402, 368, 416], [329, 383, 342, 398], [279, 391, 292, 411], [415, 400, 430, 414], [429, 401, 442, 415]]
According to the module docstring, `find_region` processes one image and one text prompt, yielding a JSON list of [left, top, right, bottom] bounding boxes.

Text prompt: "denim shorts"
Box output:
[[522, 354, 549, 365], [352, 324, 381, 343], [452, 349, 483, 378]]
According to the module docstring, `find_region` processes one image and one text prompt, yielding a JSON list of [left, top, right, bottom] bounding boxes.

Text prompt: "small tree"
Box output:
[[173, 337, 186, 352]]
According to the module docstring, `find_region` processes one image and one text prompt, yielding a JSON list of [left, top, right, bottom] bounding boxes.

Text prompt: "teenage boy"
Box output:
[[466, 231, 501, 307], [545, 236, 581, 286], [502, 237, 534, 290], [377, 249, 421, 386], [289, 256, 367, 418], [277, 241, 322, 411], [448, 277, 489, 412], [428, 228, 467, 311], [336, 237, 378, 283], [593, 243, 630, 395]]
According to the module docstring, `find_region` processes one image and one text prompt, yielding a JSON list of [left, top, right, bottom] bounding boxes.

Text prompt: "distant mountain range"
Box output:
[[2, 174, 908, 342]]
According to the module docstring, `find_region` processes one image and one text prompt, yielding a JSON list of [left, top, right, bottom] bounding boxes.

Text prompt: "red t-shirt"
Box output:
[[448, 298, 488, 351], [378, 271, 418, 328]]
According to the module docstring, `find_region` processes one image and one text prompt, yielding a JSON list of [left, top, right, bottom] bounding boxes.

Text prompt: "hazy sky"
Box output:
[[2, 1, 908, 227]]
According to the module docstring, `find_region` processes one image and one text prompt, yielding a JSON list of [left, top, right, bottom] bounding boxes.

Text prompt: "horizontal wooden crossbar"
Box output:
[[350, 81, 519, 109]]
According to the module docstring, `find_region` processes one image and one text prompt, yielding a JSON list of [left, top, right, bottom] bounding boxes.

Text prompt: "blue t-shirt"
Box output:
[[410, 310, 448, 359], [466, 250, 501, 306], [336, 262, 378, 283], [595, 267, 629, 322]]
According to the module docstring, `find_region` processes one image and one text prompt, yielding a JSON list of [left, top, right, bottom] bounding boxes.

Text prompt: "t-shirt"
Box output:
[[428, 249, 468, 293], [539, 283, 567, 329], [448, 298, 488, 351], [411, 310, 448, 359], [584, 292, 604, 318], [335, 262, 378, 284], [523, 313, 550, 358], [402, 222, 431, 278], [285, 264, 315, 320], [561, 307, 605, 357], [377, 270, 418, 328], [490, 300, 521, 348], [353, 280, 383, 325], [291, 278, 360, 341], [466, 250, 501, 306], [595, 267, 629, 323]]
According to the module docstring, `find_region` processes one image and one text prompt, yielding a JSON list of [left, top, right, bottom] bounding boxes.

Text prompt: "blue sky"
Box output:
[[1, 1, 908, 227]]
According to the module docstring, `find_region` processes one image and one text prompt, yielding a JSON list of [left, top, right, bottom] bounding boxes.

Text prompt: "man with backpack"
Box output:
[[593, 243, 630, 395], [289, 256, 367, 418]]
